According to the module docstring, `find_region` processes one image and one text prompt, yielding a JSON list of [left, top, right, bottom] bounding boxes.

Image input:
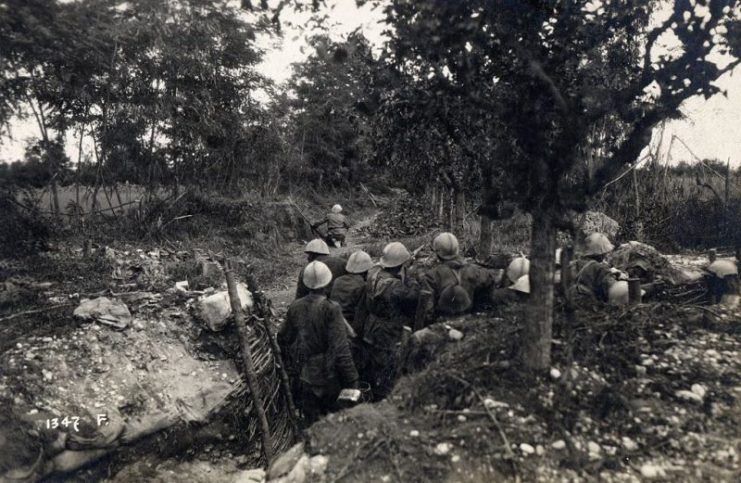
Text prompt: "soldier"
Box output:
[[278, 261, 359, 424], [568, 232, 618, 308], [313, 204, 350, 248], [417, 232, 498, 329], [357, 242, 420, 400], [330, 250, 373, 334], [295, 239, 346, 299], [489, 255, 530, 305]]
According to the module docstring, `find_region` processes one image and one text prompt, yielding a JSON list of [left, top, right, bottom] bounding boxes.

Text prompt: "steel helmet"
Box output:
[[508, 275, 530, 294], [346, 250, 373, 274], [432, 232, 460, 260], [608, 281, 645, 305], [331, 204, 343, 214], [707, 259, 738, 278], [303, 261, 332, 289], [584, 233, 614, 257], [380, 242, 411, 268], [305, 238, 330, 255], [506, 256, 530, 283]]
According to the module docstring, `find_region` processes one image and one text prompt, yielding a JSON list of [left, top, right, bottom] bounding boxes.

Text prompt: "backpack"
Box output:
[[437, 266, 472, 315]]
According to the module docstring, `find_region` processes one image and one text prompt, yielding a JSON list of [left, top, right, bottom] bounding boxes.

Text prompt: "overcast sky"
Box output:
[[1, 0, 740, 166]]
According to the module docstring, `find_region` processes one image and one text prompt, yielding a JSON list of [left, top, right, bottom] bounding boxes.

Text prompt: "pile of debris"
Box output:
[[0, 249, 294, 482]]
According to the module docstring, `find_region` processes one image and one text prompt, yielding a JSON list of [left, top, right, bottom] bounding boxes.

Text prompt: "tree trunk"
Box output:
[[523, 208, 556, 371], [438, 185, 445, 223], [479, 215, 493, 259], [454, 190, 465, 233], [448, 187, 454, 230]]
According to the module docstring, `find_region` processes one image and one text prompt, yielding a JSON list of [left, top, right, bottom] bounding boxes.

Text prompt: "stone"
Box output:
[[676, 390, 703, 404], [535, 445, 545, 456], [690, 384, 706, 398], [308, 455, 328, 476], [434, 443, 451, 456], [73, 297, 132, 329], [409, 430, 420, 437], [551, 440, 566, 450], [621, 436, 638, 451], [639, 463, 666, 479], [196, 283, 254, 332], [549, 368, 562, 380], [448, 329, 464, 341], [483, 398, 509, 410], [267, 442, 305, 480], [520, 443, 535, 455], [233, 468, 265, 483]]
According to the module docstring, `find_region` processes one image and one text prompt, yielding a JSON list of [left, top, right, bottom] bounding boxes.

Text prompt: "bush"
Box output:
[[0, 187, 51, 257]]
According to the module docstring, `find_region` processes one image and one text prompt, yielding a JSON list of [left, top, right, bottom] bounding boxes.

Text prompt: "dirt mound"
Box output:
[[299, 303, 740, 482]]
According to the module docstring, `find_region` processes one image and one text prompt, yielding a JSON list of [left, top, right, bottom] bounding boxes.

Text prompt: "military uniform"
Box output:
[[330, 273, 366, 332], [326, 212, 349, 243], [568, 258, 617, 307], [418, 258, 498, 327], [295, 255, 347, 299], [278, 293, 359, 423], [356, 267, 419, 400]]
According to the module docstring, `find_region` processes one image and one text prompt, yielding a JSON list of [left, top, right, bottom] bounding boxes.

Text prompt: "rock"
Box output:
[[520, 443, 535, 455], [639, 463, 666, 479], [691, 384, 706, 398], [233, 468, 265, 483], [409, 430, 420, 437], [483, 398, 509, 410], [535, 445, 545, 456], [587, 441, 602, 458], [175, 280, 189, 291], [434, 443, 451, 456], [308, 455, 328, 476], [196, 283, 254, 332], [448, 329, 464, 341], [551, 440, 566, 450], [676, 389, 703, 404], [272, 454, 310, 483], [267, 442, 305, 480], [621, 436, 638, 451], [549, 368, 561, 380], [73, 297, 132, 329]]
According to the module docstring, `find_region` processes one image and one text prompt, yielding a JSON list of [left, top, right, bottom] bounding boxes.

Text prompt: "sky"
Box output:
[[1, 0, 740, 166]]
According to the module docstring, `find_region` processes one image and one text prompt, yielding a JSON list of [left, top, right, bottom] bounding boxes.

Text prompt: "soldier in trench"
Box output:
[[354, 242, 420, 401], [415, 232, 500, 330], [278, 261, 359, 424], [295, 238, 347, 300]]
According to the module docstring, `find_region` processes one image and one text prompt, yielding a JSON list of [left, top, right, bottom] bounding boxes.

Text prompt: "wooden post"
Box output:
[[560, 245, 572, 293], [628, 278, 642, 304], [709, 249, 717, 264], [224, 263, 274, 465]]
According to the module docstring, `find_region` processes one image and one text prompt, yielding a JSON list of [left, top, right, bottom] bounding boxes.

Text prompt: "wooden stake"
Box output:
[[224, 263, 274, 465], [628, 278, 642, 304]]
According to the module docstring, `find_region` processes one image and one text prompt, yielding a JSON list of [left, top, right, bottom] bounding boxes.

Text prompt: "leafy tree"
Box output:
[[379, 0, 741, 369], [287, 32, 381, 188]]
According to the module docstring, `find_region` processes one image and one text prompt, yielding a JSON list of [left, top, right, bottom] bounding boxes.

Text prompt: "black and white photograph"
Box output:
[[1, 0, 740, 481]]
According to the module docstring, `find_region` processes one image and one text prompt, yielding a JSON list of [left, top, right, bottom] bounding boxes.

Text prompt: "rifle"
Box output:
[[287, 196, 325, 239]]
